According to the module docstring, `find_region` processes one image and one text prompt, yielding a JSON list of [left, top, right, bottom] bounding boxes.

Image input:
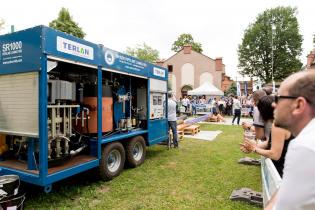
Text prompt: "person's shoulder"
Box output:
[[169, 99, 175, 103]]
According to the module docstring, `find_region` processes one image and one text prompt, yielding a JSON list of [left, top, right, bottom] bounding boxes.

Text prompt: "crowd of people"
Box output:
[[239, 71, 315, 210], [177, 94, 254, 119], [168, 70, 315, 209]]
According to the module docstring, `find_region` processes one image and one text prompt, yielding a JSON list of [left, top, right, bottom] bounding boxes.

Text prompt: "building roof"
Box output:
[[162, 47, 217, 64]]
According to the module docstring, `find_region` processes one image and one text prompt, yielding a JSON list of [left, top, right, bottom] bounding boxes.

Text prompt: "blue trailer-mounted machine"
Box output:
[[0, 26, 168, 192]]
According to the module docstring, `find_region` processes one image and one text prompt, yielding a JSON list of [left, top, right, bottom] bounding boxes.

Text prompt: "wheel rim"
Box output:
[[107, 149, 121, 173], [132, 142, 143, 161]]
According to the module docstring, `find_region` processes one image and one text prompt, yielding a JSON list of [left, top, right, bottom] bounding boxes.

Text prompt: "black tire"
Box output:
[[125, 136, 146, 168], [99, 142, 125, 181]]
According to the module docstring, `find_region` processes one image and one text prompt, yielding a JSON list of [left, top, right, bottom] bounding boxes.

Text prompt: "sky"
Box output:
[[1, 0, 314, 79]]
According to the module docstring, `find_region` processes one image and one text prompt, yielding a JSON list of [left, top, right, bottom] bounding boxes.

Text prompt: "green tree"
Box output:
[[172, 33, 203, 53], [238, 7, 302, 83], [126, 43, 160, 63], [49, 8, 85, 39], [224, 82, 237, 96]]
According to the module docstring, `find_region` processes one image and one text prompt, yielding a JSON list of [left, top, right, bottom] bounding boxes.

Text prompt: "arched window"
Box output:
[[181, 85, 192, 97], [181, 63, 194, 87], [200, 72, 213, 85]]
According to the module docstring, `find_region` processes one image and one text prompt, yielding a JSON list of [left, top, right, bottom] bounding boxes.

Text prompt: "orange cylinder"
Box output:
[[78, 97, 113, 133]]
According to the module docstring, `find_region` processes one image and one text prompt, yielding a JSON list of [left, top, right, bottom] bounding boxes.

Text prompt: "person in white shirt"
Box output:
[[232, 96, 241, 125], [265, 70, 315, 210], [167, 93, 178, 148], [182, 95, 189, 112]]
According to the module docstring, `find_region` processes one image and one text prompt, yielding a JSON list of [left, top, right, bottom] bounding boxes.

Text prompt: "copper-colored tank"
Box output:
[[81, 97, 113, 133]]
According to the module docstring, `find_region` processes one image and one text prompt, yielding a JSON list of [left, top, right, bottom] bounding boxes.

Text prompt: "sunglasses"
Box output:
[[274, 95, 311, 104], [274, 95, 298, 103]]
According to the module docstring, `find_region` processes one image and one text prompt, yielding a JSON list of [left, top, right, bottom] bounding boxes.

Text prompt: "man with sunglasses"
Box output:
[[265, 70, 315, 210]]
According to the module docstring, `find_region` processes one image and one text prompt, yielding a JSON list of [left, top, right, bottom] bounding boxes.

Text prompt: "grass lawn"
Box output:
[[25, 124, 261, 210]]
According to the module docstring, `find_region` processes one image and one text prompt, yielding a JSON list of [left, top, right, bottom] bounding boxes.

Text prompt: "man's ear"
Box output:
[[292, 97, 308, 115]]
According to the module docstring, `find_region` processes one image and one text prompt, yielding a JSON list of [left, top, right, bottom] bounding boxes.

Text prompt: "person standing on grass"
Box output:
[[182, 95, 189, 112], [232, 95, 241, 125], [191, 96, 197, 116], [265, 70, 315, 210], [167, 92, 178, 148]]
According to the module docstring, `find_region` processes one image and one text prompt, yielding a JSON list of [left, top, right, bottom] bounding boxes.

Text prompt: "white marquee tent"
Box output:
[[187, 81, 224, 96]]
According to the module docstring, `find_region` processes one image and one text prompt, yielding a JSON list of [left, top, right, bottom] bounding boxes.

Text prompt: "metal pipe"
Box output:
[[70, 144, 87, 157]]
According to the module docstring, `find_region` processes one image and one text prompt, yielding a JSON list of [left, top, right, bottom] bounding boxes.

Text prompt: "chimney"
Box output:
[[215, 57, 223, 71], [306, 51, 315, 69], [183, 45, 192, 54], [155, 60, 164, 67]]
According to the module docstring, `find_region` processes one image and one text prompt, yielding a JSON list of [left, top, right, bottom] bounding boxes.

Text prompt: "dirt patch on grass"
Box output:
[[164, 161, 177, 169], [89, 199, 102, 208], [97, 185, 110, 194]]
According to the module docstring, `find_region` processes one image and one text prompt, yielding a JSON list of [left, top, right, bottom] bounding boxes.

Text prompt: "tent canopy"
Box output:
[[187, 81, 224, 96]]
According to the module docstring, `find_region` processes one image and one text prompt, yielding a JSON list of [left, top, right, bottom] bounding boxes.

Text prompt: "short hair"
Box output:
[[287, 71, 315, 110], [253, 90, 266, 104], [263, 86, 273, 95], [257, 95, 275, 122], [168, 92, 173, 98]]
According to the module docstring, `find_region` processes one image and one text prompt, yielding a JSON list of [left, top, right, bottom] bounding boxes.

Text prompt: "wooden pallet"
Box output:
[[178, 130, 184, 140], [177, 123, 189, 131], [206, 116, 218, 122], [184, 125, 200, 135], [169, 130, 184, 140]]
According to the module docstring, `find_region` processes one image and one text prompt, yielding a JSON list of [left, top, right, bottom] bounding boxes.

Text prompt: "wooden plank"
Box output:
[[0, 155, 97, 175], [0, 159, 38, 174], [48, 155, 97, 174]]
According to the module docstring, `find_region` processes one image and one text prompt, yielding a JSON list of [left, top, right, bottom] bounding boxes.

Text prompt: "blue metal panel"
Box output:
[[0, 168, 41, 185], [148, 119, 168, 145], [27, 138, 37, 170], [39, 55, 48, 183], [102, 46, 155, 78], [42, 26, 100, 66], [0, 26, 42, 74], [46, 159, 99, 185], [147, 79, 150, 137], [97, 67, 102, 159], [148, 64, 168, 81], [101, 130, 148, 144]]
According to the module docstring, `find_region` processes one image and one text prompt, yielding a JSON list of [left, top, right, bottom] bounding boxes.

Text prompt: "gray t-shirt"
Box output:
[[253, 106, 264, 127], [253, 106, 272, 140], [233, 98, 241, 110], [168, 99, 177, 121]]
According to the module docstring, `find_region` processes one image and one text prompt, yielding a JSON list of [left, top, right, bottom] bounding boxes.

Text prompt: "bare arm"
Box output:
[[256, 125, 286, 160], [245, 125, 287, 160], [265, 191, 278, 210]]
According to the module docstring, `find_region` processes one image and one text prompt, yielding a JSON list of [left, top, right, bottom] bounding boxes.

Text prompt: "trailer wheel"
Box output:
[[99, 142, 125, 181], [126, 136, 146, 168]]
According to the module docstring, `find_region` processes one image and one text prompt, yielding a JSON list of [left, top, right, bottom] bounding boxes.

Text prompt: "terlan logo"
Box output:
[[62, 42, 90, 56], [57, 36, 94, 60]]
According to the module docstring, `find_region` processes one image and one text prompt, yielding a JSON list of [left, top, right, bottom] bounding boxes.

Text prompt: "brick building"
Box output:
[[156, 45, 225, 99]]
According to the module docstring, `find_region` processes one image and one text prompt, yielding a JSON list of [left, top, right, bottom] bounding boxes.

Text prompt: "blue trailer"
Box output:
[[0, 26, 168, 192]]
